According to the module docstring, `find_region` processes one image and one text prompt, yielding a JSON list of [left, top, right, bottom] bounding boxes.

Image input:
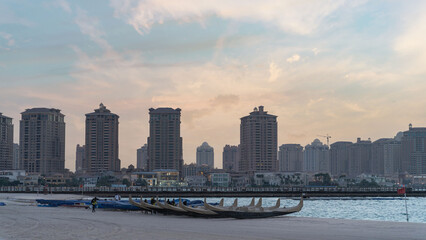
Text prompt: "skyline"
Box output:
[[1, 1, 426, 171]]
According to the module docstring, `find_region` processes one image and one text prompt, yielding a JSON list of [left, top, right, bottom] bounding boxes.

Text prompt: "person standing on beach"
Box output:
[[91, 197, 98, 213]]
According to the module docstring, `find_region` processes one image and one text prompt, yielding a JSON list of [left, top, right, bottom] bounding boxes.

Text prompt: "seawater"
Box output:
[[200, 197, 426, 223]]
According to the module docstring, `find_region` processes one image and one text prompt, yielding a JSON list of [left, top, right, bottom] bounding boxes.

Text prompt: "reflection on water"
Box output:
[[197, 197, 426, 223]]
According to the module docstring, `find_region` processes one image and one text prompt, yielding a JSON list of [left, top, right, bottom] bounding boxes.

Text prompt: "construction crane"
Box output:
[[317, 134, 332, 147]]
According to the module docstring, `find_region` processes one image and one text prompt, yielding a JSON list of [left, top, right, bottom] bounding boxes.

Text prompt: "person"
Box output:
[[91, 197, 98, 213], [114, 194, 121, 201]]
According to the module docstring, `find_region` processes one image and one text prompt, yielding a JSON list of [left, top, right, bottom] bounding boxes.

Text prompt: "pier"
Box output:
[[1, 186, 426, 197]]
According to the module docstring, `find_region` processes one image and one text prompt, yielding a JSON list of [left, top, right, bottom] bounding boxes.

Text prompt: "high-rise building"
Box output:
[[13, 143, 19, 169], [20, 108, 65, 175], [279, 144, 303, 172], [240, 106, 277, 172], [137, 144, 148, 170], [222, 145, 240, 172], [330, 141, 352, 176], [371, 138, 401, 176], [401, 124, 426, 175], [196, 142, 214, 169], [371, 138, 391, 175], [85, 103, 120, 173], [384, 138, 401, 176], [303, 139, 329, 173], [75, 144, 85, 173], [147, 108, 183, 176], [0, 113, 13, 170], [348, 138, 372, 177]]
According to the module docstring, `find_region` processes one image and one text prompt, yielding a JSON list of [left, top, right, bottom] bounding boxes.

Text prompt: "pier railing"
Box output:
[[1, 186, 426, 197]]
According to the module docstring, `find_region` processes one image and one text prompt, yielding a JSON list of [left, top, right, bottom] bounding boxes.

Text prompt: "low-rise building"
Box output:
[[45, 174, 69, 185], [130, 172, 157, 186], [18, 174, 39, 186], [210, 173, 230, 187], [154, 169, 180, 187], [185, 175, 207, 187], [0, 170, 26, 181]]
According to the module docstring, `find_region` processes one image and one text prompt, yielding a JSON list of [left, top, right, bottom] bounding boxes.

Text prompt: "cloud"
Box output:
[[286, 54, 300, 63], [394, 4, 426, 74], [74, 8, 112, 52], [312, 48, 320, 55], [0, 32, 15, 50], [0, 3, 32, 26], [54, 0, 72, 13], [110, 0, 349, 35], [268, 62, 282, 82]]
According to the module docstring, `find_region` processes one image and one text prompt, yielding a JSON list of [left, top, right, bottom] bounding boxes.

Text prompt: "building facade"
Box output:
[[13, 143, 19, 169], [19, 108, 65, 175], [303, 139, 329, 173], [240, 106, 277, 172], [75, 144, 85, 173], [348, 138, 372, 177], [330, 141, 352, 177], [85, 103, 120, 173], [196, 142, 214, 169], [147, 108, 183, 177], [371, 138, 401, 176], [401, 124, 426, 175], [222, 145, 239, 172], [279, 144, 303, 172], [136, 144, 148, 170], [0, 113, 13, 170]]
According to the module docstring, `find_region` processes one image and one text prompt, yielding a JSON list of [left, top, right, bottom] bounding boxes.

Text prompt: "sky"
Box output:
[[1, 0, 426, 171]]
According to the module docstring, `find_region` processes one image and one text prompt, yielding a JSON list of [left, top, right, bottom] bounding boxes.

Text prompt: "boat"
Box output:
[[128, 196, 153, 211], [204, 196, 303, 219], [177, 198, 225, 218], [129, 196, 175, 214]]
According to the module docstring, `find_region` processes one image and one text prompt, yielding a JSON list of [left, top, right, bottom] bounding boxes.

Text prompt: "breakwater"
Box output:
[[2, 186, 426, 197]]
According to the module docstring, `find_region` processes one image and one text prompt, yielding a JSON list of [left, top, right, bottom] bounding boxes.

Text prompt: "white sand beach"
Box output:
[[0, 193, 425, 240]]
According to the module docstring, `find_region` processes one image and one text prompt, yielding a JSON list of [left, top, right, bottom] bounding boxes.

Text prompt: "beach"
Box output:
[[0, 193, 425, 240]]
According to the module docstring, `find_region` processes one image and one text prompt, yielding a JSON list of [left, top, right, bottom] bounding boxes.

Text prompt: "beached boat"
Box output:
[[204, 196, 303, 219], [177, 198, 225, 218]]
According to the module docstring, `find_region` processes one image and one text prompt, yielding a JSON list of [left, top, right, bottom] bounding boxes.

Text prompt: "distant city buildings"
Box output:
[[303, 139, 329, 173], [4, 102, 426, 185], [279, 144, 303, 172], [348, 138, 372, 177], [147, 108, 183, 177], [136, 144, 148, 170], [13, 143, 19, 169], [401, 124, 426, 175], [75, 144, 85, 173], [240, 106, 277, 172], [85, 103, 120, 173], [19, 108, 65, 175], [0, 113, 13, 170], [330, 141, 352, 176], [222, 145, 239, 172], [196, 142, 214, 169]]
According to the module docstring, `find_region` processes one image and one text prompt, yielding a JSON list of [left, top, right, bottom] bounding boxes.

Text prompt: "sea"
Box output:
[[201, 197, 426, 223]]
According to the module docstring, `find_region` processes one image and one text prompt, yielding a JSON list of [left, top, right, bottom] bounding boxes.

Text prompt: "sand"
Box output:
[[0, 193, 425, 240]]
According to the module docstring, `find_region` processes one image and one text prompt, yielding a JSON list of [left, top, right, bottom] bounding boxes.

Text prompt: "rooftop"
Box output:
[[149, 107, 181, 114], [21, 108, 63, 115]]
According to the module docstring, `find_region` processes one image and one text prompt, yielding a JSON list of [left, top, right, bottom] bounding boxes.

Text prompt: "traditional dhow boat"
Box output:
[[177, 198, 225, 218], [204, 196, 303, 219], [129, 195, 172, 214]]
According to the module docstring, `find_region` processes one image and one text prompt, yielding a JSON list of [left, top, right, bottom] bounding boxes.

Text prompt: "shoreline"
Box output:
[[1, 193, 425, 240]]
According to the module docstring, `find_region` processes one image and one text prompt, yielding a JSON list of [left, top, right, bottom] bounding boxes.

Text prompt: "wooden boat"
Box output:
[[128, 195, 152, 211], [204, 196, 303, 219], [177, 198, 225, 218], [129, 195, 171, 214], [156, 199, 188, 215]]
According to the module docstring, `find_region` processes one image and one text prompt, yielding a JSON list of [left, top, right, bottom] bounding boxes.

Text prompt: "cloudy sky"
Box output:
[[1, 0, 426, 171]]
